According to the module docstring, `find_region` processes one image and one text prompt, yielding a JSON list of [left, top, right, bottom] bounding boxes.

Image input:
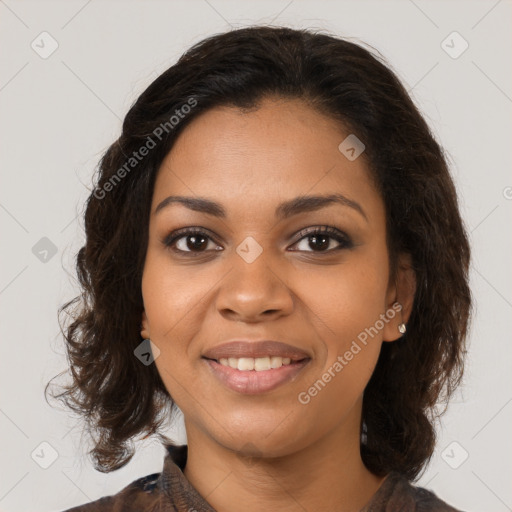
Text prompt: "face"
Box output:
[[141, 96, 414, 457]]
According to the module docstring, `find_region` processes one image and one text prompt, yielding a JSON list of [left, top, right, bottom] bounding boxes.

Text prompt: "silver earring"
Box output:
[[398, 323, 407, 334]]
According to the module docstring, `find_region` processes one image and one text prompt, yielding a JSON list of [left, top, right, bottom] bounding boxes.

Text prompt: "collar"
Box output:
[[159, 444, 217, 511]]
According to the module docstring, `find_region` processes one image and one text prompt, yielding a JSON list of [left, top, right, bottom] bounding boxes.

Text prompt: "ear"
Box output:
[[382, 252, 416, 342], [141, 310, 150, 339]]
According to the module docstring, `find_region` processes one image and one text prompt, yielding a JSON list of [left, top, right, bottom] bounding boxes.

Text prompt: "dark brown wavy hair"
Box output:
[[47, 25, 472, 480]]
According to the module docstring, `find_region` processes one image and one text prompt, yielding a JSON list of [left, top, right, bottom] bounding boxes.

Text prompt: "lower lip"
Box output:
[[203, 358, 310, 394]]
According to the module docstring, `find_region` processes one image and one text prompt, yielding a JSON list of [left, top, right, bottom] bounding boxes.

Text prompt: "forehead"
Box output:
[[152, 97, 382, 224]]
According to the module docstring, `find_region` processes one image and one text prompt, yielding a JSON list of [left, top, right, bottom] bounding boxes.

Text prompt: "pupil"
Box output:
[[310, 235, 329, 251], [188, 235, 208, 251]]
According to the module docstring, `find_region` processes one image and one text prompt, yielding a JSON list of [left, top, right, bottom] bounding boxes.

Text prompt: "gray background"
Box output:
[[1, 1, 511, 511]]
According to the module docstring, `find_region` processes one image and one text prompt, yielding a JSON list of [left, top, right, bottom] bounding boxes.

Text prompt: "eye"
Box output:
[[290, 226, 353, 253], [162, 227, 221, 255], [162, 225, 353, 256]]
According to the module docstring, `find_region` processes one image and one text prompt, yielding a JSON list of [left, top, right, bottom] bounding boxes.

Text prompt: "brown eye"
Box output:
[[177, 233, 210, 252], [290, 226, 353, 253], [163, 228, 221, 254], [162, 225, 353, 257]]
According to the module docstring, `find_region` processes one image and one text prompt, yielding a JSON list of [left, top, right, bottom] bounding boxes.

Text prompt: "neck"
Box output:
[[182, 398, 387, 512]]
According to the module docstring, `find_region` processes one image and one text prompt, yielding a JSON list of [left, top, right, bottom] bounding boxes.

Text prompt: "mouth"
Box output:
[[202, 355, 309, 370], [202, 356, 311, 394]]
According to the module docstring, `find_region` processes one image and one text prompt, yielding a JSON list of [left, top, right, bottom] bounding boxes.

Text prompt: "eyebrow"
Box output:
[[154, 193, 368, 222]]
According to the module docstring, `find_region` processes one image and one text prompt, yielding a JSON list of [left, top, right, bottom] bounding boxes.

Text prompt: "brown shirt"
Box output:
[[62, 444, 464, 512]]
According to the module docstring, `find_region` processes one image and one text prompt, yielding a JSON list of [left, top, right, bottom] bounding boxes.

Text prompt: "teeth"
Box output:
[[238, 357, 254, 371], [218, 356, 293, 371]]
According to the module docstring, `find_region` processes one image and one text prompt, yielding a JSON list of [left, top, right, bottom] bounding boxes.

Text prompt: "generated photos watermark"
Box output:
[[93, 96, 198, 200], [298, 302, 403, 405]]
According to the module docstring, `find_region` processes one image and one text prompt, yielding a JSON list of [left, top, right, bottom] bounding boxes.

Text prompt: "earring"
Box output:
[[398, 323, 407, 334]]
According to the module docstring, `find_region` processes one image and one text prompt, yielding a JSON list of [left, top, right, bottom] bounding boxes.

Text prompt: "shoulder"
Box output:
[[409, 485, 464, 512], [368, 472, 466, 512], [60, 472, 162, 512]]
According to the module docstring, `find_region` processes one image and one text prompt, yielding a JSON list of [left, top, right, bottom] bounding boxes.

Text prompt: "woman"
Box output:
[[51, 25, 472, 511]]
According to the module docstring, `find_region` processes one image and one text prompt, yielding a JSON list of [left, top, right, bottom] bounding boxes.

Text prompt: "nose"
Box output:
[[215, 248, 294, 323]]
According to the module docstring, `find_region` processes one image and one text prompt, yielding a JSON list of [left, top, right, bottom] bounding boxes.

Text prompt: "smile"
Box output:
[[218, 356, 293, 371], [203, 357, 310, 394]]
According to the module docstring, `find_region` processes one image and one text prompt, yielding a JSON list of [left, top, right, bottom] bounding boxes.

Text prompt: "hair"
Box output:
[[47, 25, 472, 480]]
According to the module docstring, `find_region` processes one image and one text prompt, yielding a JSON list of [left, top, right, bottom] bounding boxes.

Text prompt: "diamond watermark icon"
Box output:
[[441, 31, 469, 59], [31, 441, 59, 469], [236, 236, 263, 264], [338, 134, 365, 161], [441, 441, 469, 469], [134, 339, 161, 365], [31, 31, 59, 59], [32, 237, 58, 263]]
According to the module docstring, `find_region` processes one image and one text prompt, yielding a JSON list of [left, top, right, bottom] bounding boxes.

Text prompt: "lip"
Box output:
[[204, 358, 311, 394], [202, 340, 311, 361]]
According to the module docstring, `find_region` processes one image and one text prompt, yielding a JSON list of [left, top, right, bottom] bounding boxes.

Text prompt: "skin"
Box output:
[[140, 96, 416, 512]]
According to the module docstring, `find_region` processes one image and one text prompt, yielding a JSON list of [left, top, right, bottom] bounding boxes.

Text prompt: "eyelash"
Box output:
[[162, 226, 353, 256]]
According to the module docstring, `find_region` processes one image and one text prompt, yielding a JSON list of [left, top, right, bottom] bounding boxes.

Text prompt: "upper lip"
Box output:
[[202, 340, 311, 362]]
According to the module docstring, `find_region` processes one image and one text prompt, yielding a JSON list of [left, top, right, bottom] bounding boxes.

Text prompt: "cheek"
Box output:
[[141, 251, 207, 371], [141, 256, 207, 411], [293, 273, 385, 430], [303, 251, 389, 344], [296, 249, 388, 395], [141, 250, 211, 338]]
